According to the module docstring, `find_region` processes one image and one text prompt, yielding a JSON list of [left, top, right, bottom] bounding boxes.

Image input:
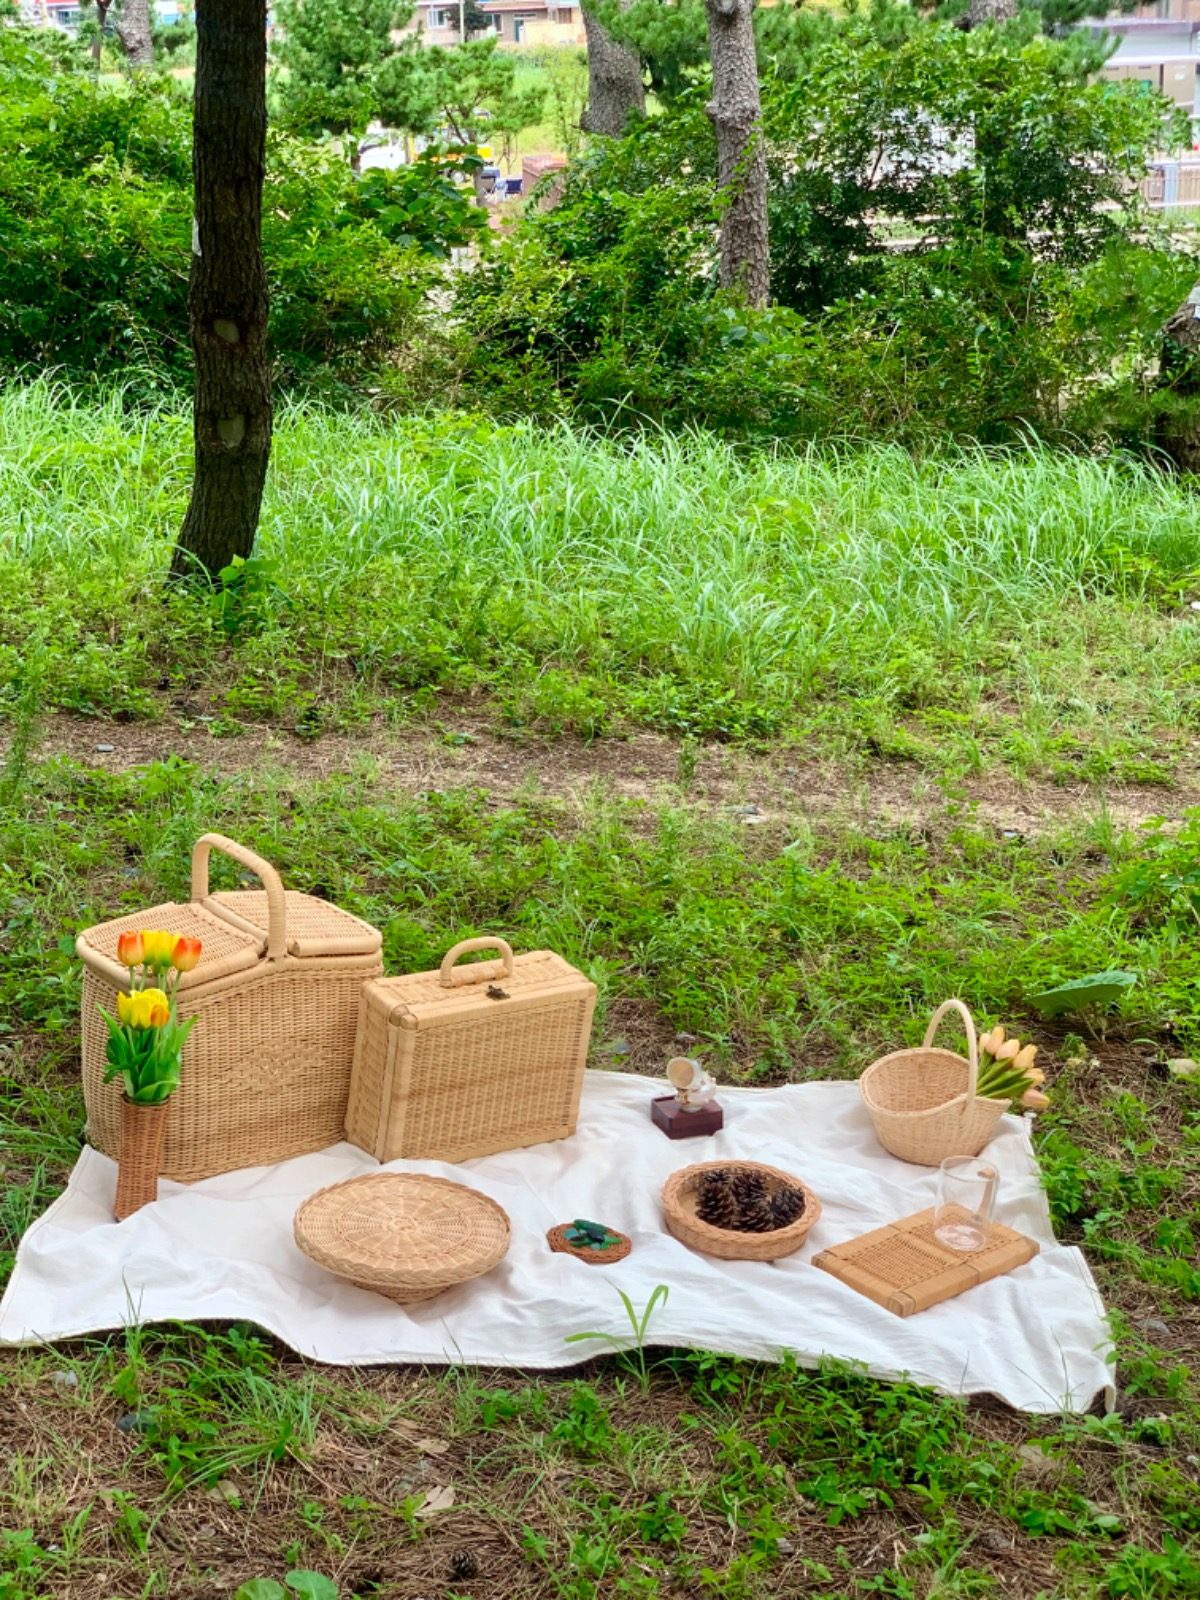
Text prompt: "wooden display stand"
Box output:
[[651, 1096, 724, 1139], [813, 1207, 1038, 1318]]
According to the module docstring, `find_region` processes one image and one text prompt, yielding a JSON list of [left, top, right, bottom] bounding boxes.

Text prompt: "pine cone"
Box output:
[[769, 1185, 806, 1230], [737, 1195, 776, 1232], [449, 1549, 480, 1581], [729, 1168, 767, 1220], [696, 1169, 739, 1229]]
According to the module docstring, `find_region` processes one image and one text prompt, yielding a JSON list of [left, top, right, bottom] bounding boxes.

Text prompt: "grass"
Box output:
[[0, 379, 1198, 1596], [3, 380, 1200, 786]]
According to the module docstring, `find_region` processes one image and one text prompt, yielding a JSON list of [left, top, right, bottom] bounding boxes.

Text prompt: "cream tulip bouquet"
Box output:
[[976, 1025, 1049, 1112], [99, 929, 202, 1104]]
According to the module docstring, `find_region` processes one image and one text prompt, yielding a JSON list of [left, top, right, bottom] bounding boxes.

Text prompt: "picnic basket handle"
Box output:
[[191, 833, 287, 962], [439, 936, 515, 988], [922, 998, 979, 1117]]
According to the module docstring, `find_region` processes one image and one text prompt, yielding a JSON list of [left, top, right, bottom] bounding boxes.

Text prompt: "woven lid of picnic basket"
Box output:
[[77, 833, 382, 989], [373, 942, 586, 1029], [294, 1173, 511, 1303]]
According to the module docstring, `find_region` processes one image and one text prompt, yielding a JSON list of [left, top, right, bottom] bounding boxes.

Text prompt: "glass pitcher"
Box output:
[[933, 1156, 998, 1252]]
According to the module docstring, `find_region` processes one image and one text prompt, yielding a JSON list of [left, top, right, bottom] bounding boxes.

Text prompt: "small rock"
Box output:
[[50, 1370, 78, 1392], [1139, 1317, 1170, 1340], [774, 1536, 795, 1555], [204, 1479, 241, 1504], [1167, 1058, 1198, 1080], [94, 743, 115, 754], [675, 1032, 698, 1046], [197, 1524, 217, 1539], [115, 1410, 155, 1435], [609, 1039, 631, 1056], [1017, 1442, 1057, 1477], [976, 1529, 1011, 1556]]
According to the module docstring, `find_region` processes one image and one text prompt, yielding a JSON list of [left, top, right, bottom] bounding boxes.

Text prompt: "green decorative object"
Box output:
[[565, 1218, 621, 1250]]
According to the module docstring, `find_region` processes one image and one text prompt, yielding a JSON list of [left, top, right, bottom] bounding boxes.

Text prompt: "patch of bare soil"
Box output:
[[30, 712, 1200, 839]]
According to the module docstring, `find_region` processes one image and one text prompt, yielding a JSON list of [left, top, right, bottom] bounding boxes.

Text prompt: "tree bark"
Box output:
[[1156, 284, 1200, 473], [172, 0, 272, 580], [92, 0, 110, 70], [115, 0, 154, 69], [704, 0, 770, 308], [581, 4, 645, 137], [966, 0, 1018, 25]]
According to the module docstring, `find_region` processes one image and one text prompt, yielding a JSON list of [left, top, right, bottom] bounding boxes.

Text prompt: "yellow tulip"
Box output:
[[1013, 1043, 1039, 1073], [142, 931, 178, 970], [117, 987, 170, 1028], [996, 1039, 1020, 1062]]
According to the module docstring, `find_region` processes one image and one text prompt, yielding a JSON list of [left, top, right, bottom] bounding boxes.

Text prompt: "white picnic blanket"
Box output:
[[0, 1072, 1112, 1413]]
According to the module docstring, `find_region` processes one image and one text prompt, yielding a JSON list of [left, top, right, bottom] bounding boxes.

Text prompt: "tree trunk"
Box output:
[[172, 0, 272, 580], [581, 4, 644, 137], [704, 0, 770, 308], [92, 0, 110, 70], [966, 0, 1018, 25], [115, 0, 154, 69], [1157, 283, 1200, 473]]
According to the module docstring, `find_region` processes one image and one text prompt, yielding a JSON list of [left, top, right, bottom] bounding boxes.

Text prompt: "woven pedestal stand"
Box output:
[[546, 1224, 632, 1265], [114, 1097, 171, 1221], [294, 1172, 511, 1304], [662, 1160, 821, 1261]]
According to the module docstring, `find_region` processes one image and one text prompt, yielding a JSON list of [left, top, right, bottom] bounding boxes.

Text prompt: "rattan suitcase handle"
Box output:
[[439, 936, 515, 988], [191, 833, 287, 962], [922, 999, 979, 1116]]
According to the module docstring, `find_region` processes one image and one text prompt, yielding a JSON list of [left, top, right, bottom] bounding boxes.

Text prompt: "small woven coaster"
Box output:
[[813, 1206, 1038, 1318], [547, 1224, 632, 1265]]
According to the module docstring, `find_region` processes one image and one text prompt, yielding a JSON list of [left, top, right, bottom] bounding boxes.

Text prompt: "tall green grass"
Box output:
[[2, 378, 1199, 758]]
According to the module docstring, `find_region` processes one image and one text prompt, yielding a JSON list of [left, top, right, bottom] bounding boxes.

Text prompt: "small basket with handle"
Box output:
[[858, 999, 1011, 1167]]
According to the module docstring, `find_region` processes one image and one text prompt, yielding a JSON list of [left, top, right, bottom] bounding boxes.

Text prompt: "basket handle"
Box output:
[[439, 936, 515, 988], [922, 998, 979, 1117], [191, 833, 287, 962]]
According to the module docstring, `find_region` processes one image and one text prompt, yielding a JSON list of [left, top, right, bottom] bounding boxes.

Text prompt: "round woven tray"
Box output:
[[546, 1223, 632, 1265], [662, 1160, 821, 1261], [294, 1173, 511, 1304]]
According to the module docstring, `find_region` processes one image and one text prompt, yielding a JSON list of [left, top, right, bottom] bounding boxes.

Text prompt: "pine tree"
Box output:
[[172, 0, 272, 578], [274, 0, 421, 136]]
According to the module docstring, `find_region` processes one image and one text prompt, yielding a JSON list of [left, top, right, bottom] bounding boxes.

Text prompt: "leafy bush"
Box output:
[[0, 27, 471, 393], [458, 5, 1193, 446]]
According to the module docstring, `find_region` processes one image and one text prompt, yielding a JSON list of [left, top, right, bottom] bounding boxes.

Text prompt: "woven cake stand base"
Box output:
[[295, 1173, 511, 1304], [547, 1224, 632, 1265]]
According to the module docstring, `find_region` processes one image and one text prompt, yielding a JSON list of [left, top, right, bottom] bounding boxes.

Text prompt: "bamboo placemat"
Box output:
[[812, 1207, 1039, 1317]]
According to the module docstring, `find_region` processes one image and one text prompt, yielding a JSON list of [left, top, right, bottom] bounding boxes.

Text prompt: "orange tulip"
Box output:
[[172, 935, 203, 972], [148, 1001, 170, 1028], [116, 930, 145, 968]]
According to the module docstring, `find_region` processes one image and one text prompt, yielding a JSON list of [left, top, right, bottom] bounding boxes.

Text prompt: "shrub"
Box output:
[[0, 27, 469, 394]]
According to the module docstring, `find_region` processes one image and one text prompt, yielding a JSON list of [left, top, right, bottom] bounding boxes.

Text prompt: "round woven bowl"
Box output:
[[661, 1160, 820, 1261], [294, 1173, 511, 1304]]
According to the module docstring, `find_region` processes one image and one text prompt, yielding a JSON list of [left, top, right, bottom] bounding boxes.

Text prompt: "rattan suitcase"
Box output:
[[345, 937, 596, 1163], [79, 833, 383, 1181]]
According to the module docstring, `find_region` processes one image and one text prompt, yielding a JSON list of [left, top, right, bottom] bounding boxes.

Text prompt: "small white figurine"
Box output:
[[666, 1056, 717, 1111]]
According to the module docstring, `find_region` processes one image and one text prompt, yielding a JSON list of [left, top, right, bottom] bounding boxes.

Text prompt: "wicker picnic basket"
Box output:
[[294, 1172, 511, 1304], [858, 999, 1010, 1167], [662, 1160, 821, 1262], [79, 833, 383, 1182], [344, 936, 596, 1163]]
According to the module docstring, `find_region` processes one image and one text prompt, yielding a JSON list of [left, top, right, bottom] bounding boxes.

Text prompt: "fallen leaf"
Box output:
[[414, 1484, 455, 1519], [414, 1437, 450, 1456]]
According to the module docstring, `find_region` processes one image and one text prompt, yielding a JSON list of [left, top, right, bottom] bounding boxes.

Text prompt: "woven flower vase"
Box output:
[[859, 999, 1010, 1167], [114, 1097, 171, 1221]]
